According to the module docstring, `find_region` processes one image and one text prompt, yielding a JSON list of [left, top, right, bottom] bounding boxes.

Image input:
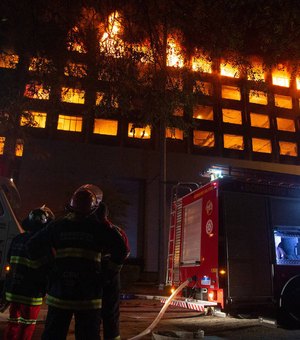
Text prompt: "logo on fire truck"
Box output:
[[205, 200, 213, 216], [206, 219, 213, 235]]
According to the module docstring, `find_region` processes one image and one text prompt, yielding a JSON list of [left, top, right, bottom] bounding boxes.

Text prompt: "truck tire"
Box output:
[[278, 275, 300, 328]]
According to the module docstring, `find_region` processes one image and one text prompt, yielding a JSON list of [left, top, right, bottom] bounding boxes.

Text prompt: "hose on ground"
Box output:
[[127, 278, 192, 340]]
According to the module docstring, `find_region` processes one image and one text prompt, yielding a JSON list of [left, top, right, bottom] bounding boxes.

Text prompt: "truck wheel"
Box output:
[[278, 276, 300, 328]]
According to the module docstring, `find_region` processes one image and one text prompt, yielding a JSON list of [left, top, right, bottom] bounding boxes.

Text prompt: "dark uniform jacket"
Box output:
[[27, 213, 128, 310], [5, 232, 49, 306]]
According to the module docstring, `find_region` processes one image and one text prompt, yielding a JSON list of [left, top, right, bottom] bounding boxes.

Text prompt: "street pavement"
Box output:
[[1, 286, 300, 339]]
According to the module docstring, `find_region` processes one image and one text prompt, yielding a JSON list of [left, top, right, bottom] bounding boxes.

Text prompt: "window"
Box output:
[[193, 130, 215, 147], [272, 64, 290, 87], [222, 85, 241, 100], [57, 115, 82, 132], [276, 118, 295, 132], [64, 62, 87, 78], [96, 92, 104, 106], [166, 128, 184, 140], [275, 94, 292, 109], [274, 227, 300, 265], [193, 81, 213, 96], [0, 137, 5, 155], [67, 26, 87, 53], [193, 105, 213, 120], [166, 36, 184, 68], [93, 119, 118, 136], [220, 60, 240, 78], [15, 139, 24, 157], [279, 141, 297, 156], [0, 53, 19, 69], [128, 124, 151, 139], [29, 57, 53, 73], [223, 134, 244, 150], [95, 92, 119, 109], [249, 90, 268, 105], [250, 113, 270, 128], [24, 83, 50, 100], [192, 53, 212, 73], [222, 108, 242, 124], [20, 111, 47, 128], [99, 11, 125, 58], [247, 58, 265, 81], [61, 87, 85, 104], [173, 107, 184, 117], [252, 138, 272, 153]]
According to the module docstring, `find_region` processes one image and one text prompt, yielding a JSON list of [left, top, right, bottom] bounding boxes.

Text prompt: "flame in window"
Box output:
[[128, 124, 151, 139], [15, 139, 24, 157], [61, 87, 85, 104], [67, 26, 87, 53], [220, 60, 240, 78], [20, 111, 47, 128], [166, 127, 183, 140], [192, 53, 212, 73], [272, 64, 290, 87], [247, 58, 265, 81], [0, 137, 5, 155], [167, 37, 184, 68], [100, 11, 124, 56], [0, 53, 19, 69], [64, 62, 87, 78], [29, 57, 53, 73], [24, 83, 50, 100]]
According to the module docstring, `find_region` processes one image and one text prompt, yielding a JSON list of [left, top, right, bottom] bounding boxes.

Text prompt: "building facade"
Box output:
[[1, 10, 300, 280]]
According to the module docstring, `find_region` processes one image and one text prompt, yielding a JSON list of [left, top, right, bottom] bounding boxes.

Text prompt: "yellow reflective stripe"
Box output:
[[56, 248, 101, 262], [5, 292, 43, 306], [19, 317, 37, 325], [8, 317, 21, 323], [46, 295, 102, 310], [9, 255, 44, 269]]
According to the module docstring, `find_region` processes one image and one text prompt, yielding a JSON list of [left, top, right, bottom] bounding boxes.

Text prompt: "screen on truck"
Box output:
[[274, 227, 300, 266]]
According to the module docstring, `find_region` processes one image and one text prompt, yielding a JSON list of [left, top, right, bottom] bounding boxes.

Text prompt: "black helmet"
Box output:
[[22, 205, 55, 231], [77, 184, 103, 205], [68, 187, 98, 215]]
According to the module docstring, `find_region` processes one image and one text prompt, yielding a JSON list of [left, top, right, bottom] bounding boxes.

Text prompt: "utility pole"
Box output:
[[158, 118, 167, 283]]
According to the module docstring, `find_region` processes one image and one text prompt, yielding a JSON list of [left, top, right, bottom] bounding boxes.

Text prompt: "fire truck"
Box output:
[[165, 167, 300, 326], [0, 177, 22, 287]]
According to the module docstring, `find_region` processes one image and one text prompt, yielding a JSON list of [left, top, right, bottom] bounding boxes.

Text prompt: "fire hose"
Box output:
[[127, 278, 193, 340]]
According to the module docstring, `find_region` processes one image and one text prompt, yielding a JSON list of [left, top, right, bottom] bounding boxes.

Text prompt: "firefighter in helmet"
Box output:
[[2, 205, 55, 340], [27, 185, 129, 340], [94, 200, 130, 340]]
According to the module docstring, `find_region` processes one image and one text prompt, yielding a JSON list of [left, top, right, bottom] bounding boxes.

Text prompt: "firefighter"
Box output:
[[75, 184, 130, 340], [27, 186, 129, 340], [2, 205, 55, 340], [95, 201, 130, 340]]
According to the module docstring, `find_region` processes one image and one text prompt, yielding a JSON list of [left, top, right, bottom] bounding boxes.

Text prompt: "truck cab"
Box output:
[[0, 177, 22, 284]]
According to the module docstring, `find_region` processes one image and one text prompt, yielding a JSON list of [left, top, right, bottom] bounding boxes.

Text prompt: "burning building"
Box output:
[[1, 3, 300, 281]]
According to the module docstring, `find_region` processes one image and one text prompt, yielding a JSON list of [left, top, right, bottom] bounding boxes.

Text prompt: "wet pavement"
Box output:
[[1, 284, 300, 339]]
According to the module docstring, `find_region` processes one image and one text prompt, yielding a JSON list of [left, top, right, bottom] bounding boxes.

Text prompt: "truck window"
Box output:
[[182, 199, 202, 265], [274, 227, 300, 265]]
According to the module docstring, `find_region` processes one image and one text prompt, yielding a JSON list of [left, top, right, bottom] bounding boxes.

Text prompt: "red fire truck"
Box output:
[[165, 167, 300, 326]]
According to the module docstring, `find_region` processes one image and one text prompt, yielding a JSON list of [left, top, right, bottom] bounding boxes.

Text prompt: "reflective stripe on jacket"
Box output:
[[4, 232, 50, 306], [27, 213, 128, 310]]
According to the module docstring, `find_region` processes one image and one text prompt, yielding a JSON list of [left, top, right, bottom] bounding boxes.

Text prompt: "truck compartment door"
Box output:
[[222, 192, 273, 304]]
